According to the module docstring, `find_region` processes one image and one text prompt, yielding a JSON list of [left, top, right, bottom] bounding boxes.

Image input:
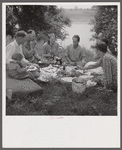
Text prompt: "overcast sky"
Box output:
[[56, 3, 94, 9]]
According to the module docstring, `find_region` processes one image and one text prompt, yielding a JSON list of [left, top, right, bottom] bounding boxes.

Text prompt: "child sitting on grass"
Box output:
[[7, 53, 40, 80]]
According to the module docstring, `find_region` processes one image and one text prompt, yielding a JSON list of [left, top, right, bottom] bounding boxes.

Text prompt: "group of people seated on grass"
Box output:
[[6, 29, 117, 92]]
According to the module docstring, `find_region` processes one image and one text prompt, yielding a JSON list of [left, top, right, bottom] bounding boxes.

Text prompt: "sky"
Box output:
[[56, 3, 94, 9]]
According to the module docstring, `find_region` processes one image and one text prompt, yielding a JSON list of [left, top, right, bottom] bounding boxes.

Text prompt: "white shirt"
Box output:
[[6, 40, 29, 64]]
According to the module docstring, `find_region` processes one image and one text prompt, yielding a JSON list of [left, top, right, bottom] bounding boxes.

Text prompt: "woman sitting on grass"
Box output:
[[7, 53, 40, 80], [78, 41, 117, 92]]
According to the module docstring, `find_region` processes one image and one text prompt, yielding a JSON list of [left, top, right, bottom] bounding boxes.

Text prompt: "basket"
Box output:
[[72, 77, 86, 94]]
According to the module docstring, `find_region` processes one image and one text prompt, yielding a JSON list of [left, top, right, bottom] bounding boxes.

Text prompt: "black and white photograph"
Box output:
[[2, 1, 120, 148]]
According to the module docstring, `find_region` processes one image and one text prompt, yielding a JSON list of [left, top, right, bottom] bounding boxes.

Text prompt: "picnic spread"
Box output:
[[37, 60, 103, 92], [6, 56, 104, 100]]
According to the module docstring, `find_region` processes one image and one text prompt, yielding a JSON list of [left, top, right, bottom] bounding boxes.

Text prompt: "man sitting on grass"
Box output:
[[65, 35, 86, 67], [6, 30, 39, 69], [22, 29, 42, 64]]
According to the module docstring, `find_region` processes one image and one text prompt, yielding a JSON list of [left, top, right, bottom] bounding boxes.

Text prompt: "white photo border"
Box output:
[[2, 2, 121, 148]]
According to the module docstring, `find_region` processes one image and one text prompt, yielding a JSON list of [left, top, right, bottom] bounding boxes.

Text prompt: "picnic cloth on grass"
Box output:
[[6, 77, 43, 99]]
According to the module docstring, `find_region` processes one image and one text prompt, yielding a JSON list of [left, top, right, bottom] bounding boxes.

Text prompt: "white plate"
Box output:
[[61, 77, 74, 82], [28, 66, 37, 71]]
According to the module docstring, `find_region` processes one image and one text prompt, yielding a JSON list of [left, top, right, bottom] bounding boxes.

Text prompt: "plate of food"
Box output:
[[37, 74, 49, 82], [27, 66, 37, 72]]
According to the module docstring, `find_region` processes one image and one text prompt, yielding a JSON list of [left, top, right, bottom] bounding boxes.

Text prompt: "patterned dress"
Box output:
[[101, 53, 117, 89]]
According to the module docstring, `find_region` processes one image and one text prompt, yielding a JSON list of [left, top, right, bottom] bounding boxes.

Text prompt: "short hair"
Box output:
[[15, 30, 27, 37], [96, 41, 107, 53], [12, 53, 23, 61], [72, 35, 80, 42], [100, 38, 109, 45], [27, 30, 35, 34]]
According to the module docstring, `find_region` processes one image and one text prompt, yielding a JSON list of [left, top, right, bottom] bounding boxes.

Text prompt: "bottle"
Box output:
[[63, 62, 66, 70]]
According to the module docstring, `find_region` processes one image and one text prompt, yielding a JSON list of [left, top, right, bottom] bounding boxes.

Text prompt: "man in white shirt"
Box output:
[[6, 30, 29, 64]]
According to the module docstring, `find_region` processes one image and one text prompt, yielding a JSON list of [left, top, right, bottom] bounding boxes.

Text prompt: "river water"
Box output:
[[62, 22, 95, 49]]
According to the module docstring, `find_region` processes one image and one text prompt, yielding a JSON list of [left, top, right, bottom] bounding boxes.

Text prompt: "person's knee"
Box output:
[[34, 72, 40, 78]]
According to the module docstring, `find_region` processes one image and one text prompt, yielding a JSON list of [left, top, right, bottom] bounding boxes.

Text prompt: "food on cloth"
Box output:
[[62, 66, 83, 77], [39, 66, 58, 79], [49, 60, 56, 64], [57, 68, 83, 77], [70, 69, 83, 77], [75, 71, 83, 77], [86, 80, 97, 88], [37, 74, 49, 82], [60, 77, 74, 82], [38, 69, 54, 82], [40, 58, 50, 64], [57, 70, 71, 77], [42, 65, 59, 74], [65, 66, 76, 72]]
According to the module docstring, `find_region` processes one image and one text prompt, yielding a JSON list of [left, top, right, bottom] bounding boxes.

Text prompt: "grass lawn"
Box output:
[[6, 79, 117, 116]]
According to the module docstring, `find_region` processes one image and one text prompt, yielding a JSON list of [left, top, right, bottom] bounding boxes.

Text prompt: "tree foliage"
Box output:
[[6, 5, 71, 39], [91, 6, 117, 56], [6, 6, 18, 34]]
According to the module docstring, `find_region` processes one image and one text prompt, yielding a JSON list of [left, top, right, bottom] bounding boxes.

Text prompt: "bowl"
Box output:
[[28, 66, 37, 71]]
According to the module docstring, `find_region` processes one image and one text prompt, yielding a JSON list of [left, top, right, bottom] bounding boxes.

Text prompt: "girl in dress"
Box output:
[[7, 53, 40, 80]]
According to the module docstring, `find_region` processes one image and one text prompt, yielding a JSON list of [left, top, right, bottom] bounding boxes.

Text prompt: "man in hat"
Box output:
[[6, 30, 29, 64], [65, 35, 86, 66]]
